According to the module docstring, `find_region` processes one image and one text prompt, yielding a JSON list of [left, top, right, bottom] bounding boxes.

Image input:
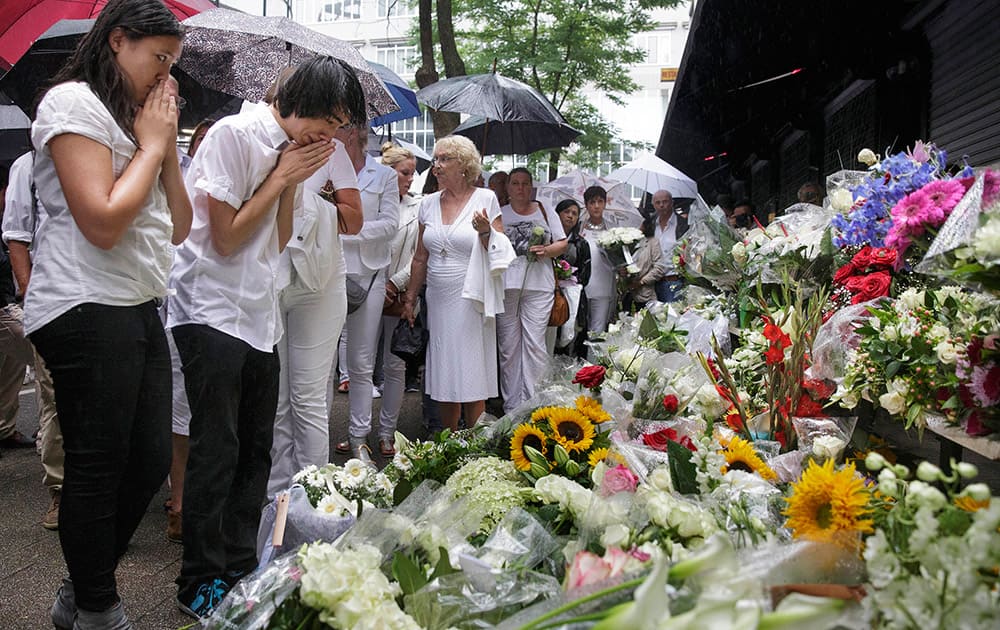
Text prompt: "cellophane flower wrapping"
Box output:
[[792, 416, 857, 465], [917, 170, 1000, 294], [679, 201, 742, 291], [200, 550, 301, 630], [807, 302, 873, 387], [733, 205, 836, 286], [255, 485, 355, 569]]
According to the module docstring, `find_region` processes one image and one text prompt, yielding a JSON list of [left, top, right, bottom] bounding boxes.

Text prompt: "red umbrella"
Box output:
[[0, 0, 216, 71]]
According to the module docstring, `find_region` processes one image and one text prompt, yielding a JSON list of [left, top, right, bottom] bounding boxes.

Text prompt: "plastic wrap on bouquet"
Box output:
[[471, 507, 562, 571], [807, 301, 876, 384], [792, 416, 856, 464], [200, 550, 300, 630], [256, 485, 354, 569], [917, 172, 1000, 294], [675, 308, 731, 357], [737, 538, 865, 590], [742, 204, 836, 285], [678, 199, 742, 292]]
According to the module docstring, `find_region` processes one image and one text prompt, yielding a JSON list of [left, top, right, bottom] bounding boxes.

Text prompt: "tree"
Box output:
[[416, 0, 682, 177]]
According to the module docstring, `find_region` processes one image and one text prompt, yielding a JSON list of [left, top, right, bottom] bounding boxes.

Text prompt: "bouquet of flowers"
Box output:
[[292, 461, 393, 518], [594, 226, 644, 274], [884, 176, 974, 262], [862, 455, 1000, 629], [553, 257, 577, 283], [526, 225, 549, 263], [731, 205, 836, 285], [831, 245, 897, 306], [383, 429, 490, 504], [678, 201, 742, 292]]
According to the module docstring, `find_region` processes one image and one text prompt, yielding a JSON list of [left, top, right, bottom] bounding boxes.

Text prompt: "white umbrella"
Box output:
[[536, 170, 643, 228], [608, 152, 698, 198]]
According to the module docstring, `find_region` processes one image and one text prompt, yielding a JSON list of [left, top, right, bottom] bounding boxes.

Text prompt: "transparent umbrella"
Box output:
[[536, 170, 643, 227], [607, 152, 698, 198]]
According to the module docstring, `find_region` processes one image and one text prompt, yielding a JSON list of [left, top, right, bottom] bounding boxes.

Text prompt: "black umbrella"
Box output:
[[0, 18, 239, 127], [0, 97, 30, 164], [178, 8, 398, 121], [415, 72, 564, 124], [452, 115, 581, 156]]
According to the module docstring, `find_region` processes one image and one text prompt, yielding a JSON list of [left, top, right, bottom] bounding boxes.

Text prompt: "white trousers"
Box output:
[[344, 269, 386, 441], [268, 273, 347, 497], [377, 315, 406, 440], [588, 295, 615, 334], [497, 289, 554, 414]]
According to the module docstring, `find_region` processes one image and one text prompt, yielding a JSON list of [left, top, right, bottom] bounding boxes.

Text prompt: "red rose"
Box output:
[[662, 394, 679, 414], [793, 394, 826, 418], [850, 246, 875, 269], [867, 248, 897, 270], [833, 262, 856, 285], [850, 271, 892, 304], [642, 428, 676, 451], [572, 365, 607, 389]]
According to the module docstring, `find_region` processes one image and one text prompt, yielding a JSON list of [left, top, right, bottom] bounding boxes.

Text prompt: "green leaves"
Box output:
[[667, 439, 698, 495], [391, 547, 459, 597]]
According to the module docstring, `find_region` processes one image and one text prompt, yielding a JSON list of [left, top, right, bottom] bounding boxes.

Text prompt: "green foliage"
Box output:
[[666, 439, 698, 495]]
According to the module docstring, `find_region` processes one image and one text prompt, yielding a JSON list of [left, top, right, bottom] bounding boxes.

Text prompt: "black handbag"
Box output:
[[345, 273, 377, 315], [390, 301, 428, 366]]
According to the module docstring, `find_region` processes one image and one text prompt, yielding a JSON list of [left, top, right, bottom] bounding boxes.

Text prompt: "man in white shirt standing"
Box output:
[[168, 57, 365, 620], [652, 190, 687, 303]]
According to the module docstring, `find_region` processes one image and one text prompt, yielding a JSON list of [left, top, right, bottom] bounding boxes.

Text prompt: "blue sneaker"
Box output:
[[176, 577, 229, 619]]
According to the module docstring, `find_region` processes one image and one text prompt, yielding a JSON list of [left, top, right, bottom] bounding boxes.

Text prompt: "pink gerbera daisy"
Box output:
[[920, 179, 967, 225], [889, 189, 932, 235]]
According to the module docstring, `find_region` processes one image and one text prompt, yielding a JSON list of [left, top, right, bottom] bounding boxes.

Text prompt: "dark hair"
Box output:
[[583, 185, 607, 204], [274, 57, 366, 127], [555, 198, 580, 215], [508, 166, 532, 182], [733, 200, 754, 228], [48, 0, 183, 143], [187, 118, 216, 157]]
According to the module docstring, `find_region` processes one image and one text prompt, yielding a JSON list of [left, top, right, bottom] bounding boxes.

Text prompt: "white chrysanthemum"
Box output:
[[340, 459, 370, 488], [973, 216, 1000, 261], [392, 452, 413, 472], [292, 464, 319, 484], [315, 494, 349, 518]]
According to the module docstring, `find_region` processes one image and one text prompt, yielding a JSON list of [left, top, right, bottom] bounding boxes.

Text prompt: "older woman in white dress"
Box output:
[[401, 136, 507, 431]]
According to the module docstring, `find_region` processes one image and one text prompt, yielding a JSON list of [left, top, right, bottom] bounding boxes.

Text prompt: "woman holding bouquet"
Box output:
[[621, 216, 665, 312], [497, 168, 567, 413], [402, 136, 508, 430], [549, 199, 591, 357], [580, 185, 620, 333]]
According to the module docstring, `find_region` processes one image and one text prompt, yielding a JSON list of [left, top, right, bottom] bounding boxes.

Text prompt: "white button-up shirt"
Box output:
[[2, 151, 45, 250], [25, 82, 174, 334], [338, 154, 399, 276], [168, 103, 290, 352], [654, 213, 680, 275]]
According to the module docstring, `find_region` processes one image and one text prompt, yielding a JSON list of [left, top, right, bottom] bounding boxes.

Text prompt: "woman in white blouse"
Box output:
[[23, 1, 190, 627]]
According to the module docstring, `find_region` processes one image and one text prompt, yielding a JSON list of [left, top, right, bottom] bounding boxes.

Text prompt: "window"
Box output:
[[375, 43, 417, 77], [389, 109, 435, 154], [311, 0, 360, 21], [377, 0, 416, 17]]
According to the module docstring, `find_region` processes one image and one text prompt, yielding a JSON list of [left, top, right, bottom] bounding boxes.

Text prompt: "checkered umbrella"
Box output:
[[178, 8, 397, 121]]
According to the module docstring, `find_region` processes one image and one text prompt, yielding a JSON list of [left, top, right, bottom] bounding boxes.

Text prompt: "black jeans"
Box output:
[[172, 324, 279, 588], [30, 301, 171, 612]]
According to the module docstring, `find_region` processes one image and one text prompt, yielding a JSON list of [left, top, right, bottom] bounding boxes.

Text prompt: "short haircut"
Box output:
[[434, 135, 481, 186], [274, 57, 366, 126], [555, 198, 580, 215], [509, 166, 532, 182], [583, 185, 607, 204]]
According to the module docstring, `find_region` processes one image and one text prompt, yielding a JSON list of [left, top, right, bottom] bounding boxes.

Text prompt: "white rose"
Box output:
[[831, 188, 855, 212], [857, 148, 878, 166], [972, 216, 1000, 261], [601, 523, 631, 548], [647, 467, 673, 492], [898, 289, 925, 311], [878, 390, 907, 416], [812, 435, 846, 462], [935, 340, 960, 364], [882, 325, 898, 341], [928, 324, 950, 343], [731, 242, 748, 266]]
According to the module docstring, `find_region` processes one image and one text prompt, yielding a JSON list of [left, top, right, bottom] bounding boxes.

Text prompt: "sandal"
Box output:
[[335, 440, 351, 453], [379, 439, 395, 457]]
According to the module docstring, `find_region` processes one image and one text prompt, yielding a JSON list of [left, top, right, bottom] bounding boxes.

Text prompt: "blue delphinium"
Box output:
[[832, 143, 950, 248]]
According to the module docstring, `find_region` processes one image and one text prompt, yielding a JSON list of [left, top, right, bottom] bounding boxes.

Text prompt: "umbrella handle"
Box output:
[[286, 41, 292, 67]]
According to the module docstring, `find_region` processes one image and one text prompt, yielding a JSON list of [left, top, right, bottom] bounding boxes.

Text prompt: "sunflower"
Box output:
[[575, 396, 612, 424], [530, 406, 562, 424], [546, 408, 595, 454], [783, 459, 874, 546], [510, 424, 548, 471], [954, 495, 990, 512], [588, 447, 610, 468], [719, 436, 777, 481]]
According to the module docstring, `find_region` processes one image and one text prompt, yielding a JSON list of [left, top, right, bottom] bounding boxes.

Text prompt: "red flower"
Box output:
[[724, 408, 745, 432], [762, 317, 791, 349], [801, 378, 835, 399], [642, 427, 696, 452], [850, 246, 875, 269], [848, 271, 892, 304], [793, 394, 826, 417], [662, 394, 679, 414], [705, 358, 721, 380], [868, 248, 898, 270], [764, 344, 786, 365], [833, 262, 856, 285], [572, 365, 606, 389]]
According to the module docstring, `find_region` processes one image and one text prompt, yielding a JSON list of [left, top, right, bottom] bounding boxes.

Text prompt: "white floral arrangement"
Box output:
[[594, 226, 645, 274], [292, 461, 394, 518], [444, 456, 533, 535], [297, 542, 422, 630]]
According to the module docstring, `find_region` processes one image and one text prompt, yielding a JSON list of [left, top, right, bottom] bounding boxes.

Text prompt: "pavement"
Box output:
[[0, 376, 433, 630]]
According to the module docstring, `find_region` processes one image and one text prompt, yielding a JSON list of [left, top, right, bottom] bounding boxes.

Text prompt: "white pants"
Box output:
[[344, 269, 386, 441], [588, 295, 615, 334], [497, 289, 553, 414], [377, 316, 406, 440], [268, 273, 347, 497]]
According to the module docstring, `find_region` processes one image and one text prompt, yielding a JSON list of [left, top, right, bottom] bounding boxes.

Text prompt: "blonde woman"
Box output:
[[402, 136, 506, 430]]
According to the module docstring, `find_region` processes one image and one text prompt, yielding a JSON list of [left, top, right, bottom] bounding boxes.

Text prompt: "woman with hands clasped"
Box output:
[[23, 1, 190, 627], [401, 136, 507, 431]]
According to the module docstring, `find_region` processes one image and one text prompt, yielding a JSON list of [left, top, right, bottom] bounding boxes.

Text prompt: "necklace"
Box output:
[[585, 220, 605, 231]]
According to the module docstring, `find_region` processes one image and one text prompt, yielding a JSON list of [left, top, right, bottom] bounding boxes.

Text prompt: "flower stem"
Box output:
[[517, 576, 646, 630]]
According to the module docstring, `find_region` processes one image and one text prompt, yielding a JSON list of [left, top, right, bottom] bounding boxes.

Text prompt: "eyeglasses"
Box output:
[[431, 155, 454, 165]]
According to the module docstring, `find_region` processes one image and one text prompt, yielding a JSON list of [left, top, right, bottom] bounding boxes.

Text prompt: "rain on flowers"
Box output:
[[509, 396, 613, 484]]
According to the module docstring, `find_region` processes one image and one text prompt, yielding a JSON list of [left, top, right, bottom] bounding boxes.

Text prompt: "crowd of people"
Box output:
[[0, 0, 699, 627]]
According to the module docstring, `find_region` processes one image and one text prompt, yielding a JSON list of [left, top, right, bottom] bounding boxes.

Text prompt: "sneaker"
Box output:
[[176, 578, 229, 620], [337, 380, 350, 393], [372, 386, 382, 399], [74, 600, 131, 630], [43, 489, 60, 531], [51, 578, 75, 630]]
